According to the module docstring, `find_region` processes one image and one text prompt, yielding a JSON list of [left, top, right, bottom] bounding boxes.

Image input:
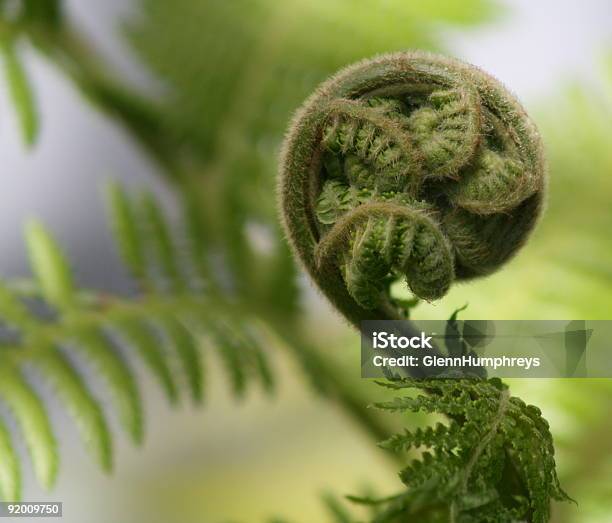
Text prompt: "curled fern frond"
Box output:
[[0, 185, 275, 501], [368, 378, 571, 523], [279, 51, 545, 325]]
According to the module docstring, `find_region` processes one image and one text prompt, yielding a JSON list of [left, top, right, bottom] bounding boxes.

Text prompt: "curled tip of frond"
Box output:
[[278, 51, 546, 325]]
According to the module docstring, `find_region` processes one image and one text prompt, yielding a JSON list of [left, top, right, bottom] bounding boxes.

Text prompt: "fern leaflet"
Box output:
[[0, 184, 275, 501]]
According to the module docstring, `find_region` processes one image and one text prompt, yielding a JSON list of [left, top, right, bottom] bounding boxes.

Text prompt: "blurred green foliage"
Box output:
[[1, 0, 612, 521], [126, 0, 499, 168], [535, 55, 612, 317], [513, 55, 612, 523]]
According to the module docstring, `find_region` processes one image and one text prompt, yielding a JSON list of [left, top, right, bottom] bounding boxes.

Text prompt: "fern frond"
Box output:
[[296, 379, 569, 523], [0, 367, 57, 490], [0, 38, 38, 146], [68, 326, 143, 443], [0, 186, 276, 501], [369, 378, 570, 523], [25, 220, 76, 309], [106, 183, 151, 290], [0, 418, 20, 502], [154, 313, 203, 402], [33, 345, 112, 470]]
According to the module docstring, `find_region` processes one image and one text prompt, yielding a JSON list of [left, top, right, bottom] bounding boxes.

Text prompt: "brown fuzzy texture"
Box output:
[[278, 51, 546, 326]]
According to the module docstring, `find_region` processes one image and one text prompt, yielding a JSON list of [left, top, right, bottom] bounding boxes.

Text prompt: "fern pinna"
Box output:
[[0, 184, 274, 501]]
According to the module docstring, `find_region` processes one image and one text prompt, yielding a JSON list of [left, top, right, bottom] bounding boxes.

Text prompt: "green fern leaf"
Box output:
[[155, 313, 203, 403], [0, 185, 276, 501], [0, 419, 20, 502], [68, 327, 143, 444], [140, 191, 186, 293], [0, 38, 38, 146], [33, 346, 112, 471], [109, 317, 178, 404], [106, 183, 151, 290], [368, 378, 570, 523], [25, 220, 75, 310], [0, 368, 57, 490]]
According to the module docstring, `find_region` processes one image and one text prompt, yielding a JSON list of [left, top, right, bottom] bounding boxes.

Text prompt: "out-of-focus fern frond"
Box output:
[[125, 0, 500, 193], [531, 53, 612, 317], [0, 185, 276, 501], [0, 38, 38, 146], [0, 0, 65, 146]]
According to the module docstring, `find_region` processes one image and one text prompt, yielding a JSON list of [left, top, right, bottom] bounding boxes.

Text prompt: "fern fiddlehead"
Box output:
[[278, 52, 568, 522], [279, 51, 545, 323]]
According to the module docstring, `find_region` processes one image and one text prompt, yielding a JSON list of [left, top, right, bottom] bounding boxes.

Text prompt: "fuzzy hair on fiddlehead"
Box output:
[[278, 51, 546, 326]]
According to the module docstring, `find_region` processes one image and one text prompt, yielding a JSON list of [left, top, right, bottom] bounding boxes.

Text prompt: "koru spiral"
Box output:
[[278, 52, 546, 326]]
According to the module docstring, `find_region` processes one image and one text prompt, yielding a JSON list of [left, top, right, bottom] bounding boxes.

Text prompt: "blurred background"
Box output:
[[0, 0, 611, 522]]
